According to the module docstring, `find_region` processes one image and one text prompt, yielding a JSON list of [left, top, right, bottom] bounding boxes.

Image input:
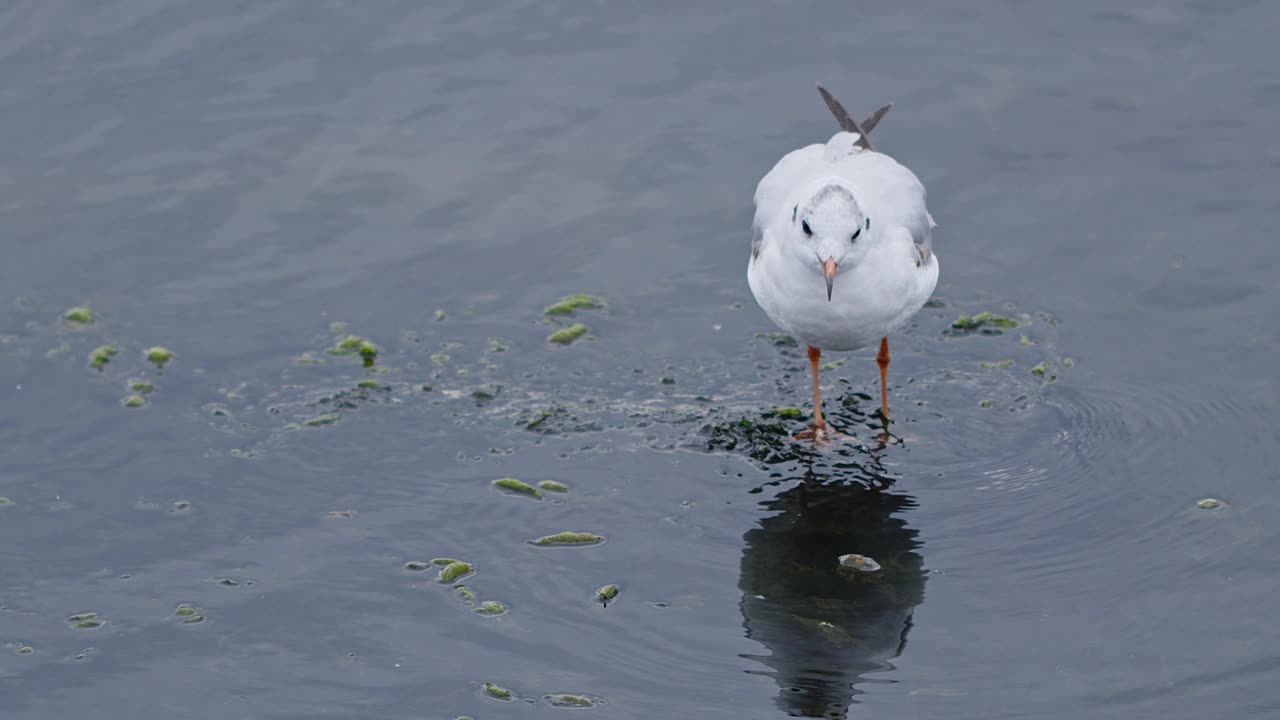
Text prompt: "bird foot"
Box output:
[[792, 423, 856, 444]]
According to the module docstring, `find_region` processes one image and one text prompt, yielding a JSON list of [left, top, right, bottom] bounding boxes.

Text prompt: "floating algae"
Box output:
[[482, 683, 512, 701], [431, 558, 459, 566], [548, 323, 587, 345], [530, 531, 605, 547], [438, 561, 474, 583], [543, 293, 605, 316], [129, 380, 155, 394], [764, 406, 804, 420], [537, 480, 569, 493], [1197, 498, 1224, 510], [475, 600, 508, 616], [89, 345, 117, 369], [356, 379, 383, 389], [122, 394, 146, 408], [63, 306, 95, 326], [403, 561, 430, 572], [978, 359, 1014, 369], [595, 584, 619, 606], [145, 346, 173, 366], [492, 478, 541, 498], [544, 694, 597, 708], [952, 311, 1018, 332], [174, 603, 198, 617], [303, 414, 339, 427], [67, 612, 103, 629]]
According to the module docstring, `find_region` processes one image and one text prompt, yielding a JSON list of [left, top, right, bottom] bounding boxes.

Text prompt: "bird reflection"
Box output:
[[738, 450, 926, 718]]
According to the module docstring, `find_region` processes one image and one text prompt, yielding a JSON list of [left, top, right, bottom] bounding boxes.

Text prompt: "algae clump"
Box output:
[[129, 380, 155, 394], [493, 477, 541, 498], [174, 604, 198, 617], [595, 584, 619, 606], [89, 345, 118, 369], [548, 323, 588, 345], [538, 480, 569, 493], [303, 414, 339, 427], [530, 531, 605, 547], [122, 394, 146, 408], [544, 293, 605, 316], [475, 600, 508, 616], [545, 694, 596, 708], [438, 561, 474, 583], [483, 683, 512, 701], [63, 306, 95, 326], [145, 346, 173, 365]]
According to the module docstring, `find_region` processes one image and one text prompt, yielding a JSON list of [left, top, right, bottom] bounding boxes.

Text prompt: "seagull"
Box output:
[[747, 84, 939, 441]]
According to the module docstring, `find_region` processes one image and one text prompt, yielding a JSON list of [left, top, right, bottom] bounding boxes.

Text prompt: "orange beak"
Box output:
[[823, 256, 838, 301]]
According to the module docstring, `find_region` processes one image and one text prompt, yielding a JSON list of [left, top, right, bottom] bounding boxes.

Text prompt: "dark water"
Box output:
[[3, 2, 1279, 718]]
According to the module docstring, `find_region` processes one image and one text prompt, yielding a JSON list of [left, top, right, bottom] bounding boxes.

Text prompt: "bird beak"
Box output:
[[822, 256, 838, 301]]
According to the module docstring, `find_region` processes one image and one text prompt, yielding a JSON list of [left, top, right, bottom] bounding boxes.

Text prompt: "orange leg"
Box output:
[[877, 337, 890, 421], [793, 346, 827, 440]]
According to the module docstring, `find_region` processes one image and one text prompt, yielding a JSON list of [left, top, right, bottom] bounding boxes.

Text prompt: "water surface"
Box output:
[[2, 2, 1279, 718]]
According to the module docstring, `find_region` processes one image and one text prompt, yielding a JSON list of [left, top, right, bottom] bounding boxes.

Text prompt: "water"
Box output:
[[2, 2, 1279, 718]]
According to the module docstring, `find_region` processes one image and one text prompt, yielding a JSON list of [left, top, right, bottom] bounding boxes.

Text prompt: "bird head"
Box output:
[[789, 181, 872, 301]]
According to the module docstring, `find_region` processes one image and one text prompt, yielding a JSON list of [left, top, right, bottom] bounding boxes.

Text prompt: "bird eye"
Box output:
[[801, 220, 812, 236], [851, 227, 861, 242]]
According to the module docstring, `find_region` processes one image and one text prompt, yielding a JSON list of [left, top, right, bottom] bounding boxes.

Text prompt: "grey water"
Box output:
[[2, 2, 1279, 718]]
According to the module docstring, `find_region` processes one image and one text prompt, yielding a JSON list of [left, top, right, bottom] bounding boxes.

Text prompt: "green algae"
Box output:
[[438, 561, 474, 583], [15, 645, 34, 655], [544, 293, 605, 316], [1197, 498, 1224, 510], [145, 346, 173, 365], [754, 331, 798, 347], [329, 321, 349, 334], [530, 531, 605, 547], [294, 352, 324, 365], [357, 340, 378, 366], [181, 614, 206, 624], [978, 359, 1014, 369], [129, 380, 155, 394], [475, 600, 508, 616], [0, 497, 12, 506], [764, 406, 804, 420], [538, 480, 569, 493], [356, 379, 383, 389], [548, 322, 587, 345], [979, 399, 993, 409], [595, 584, 619, 606], [492, 477, 540, 498], [455, 585, 477, 602], [545, 694, 596, 708], [953, 312, 1017, 332], [89, 345, 117, 369], [1030, 361, 1056, 382], [67, 613, 103, 629], [430, 352, 449, 365], [122, 394, 146, 408], [403, 561, 430, 572], [63, 306, 95, 326], [525, 407, 560, 429], [820, 359, 845, 371], [174, 603, 198, 617], [482, 683, 512, 701], [431, 557, 459, 566], [434, 309, 447, 321], [303, 414, 339, 427]]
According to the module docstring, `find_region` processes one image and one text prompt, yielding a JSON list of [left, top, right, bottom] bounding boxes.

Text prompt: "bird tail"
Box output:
[[816, 83, 892, 152]]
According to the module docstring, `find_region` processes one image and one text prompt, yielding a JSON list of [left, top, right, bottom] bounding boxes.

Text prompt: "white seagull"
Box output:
[[748, 84, 939, 441]]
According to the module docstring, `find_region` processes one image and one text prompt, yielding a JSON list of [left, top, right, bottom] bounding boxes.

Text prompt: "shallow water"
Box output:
[[3, 2, 1279, 718]]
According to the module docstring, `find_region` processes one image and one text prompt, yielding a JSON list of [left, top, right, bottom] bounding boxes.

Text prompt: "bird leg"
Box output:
[[877, 337, 891, 421], [794, 346, 835, 441]]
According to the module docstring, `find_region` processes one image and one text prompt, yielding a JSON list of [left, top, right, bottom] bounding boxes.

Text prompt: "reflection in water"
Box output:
[[739, 454, 926, 718]]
